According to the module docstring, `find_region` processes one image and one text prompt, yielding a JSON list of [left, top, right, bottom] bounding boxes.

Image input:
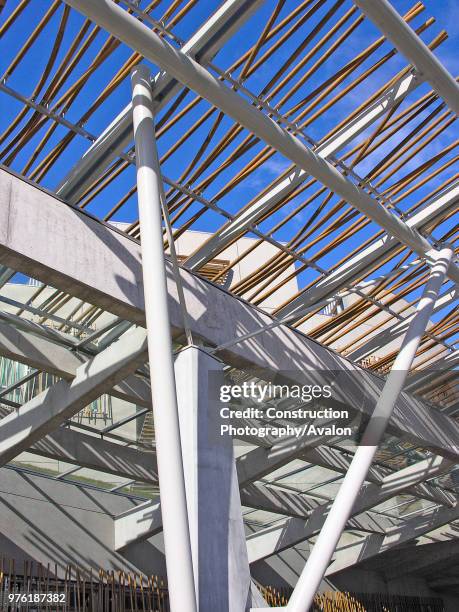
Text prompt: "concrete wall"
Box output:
[[0, 467, 166, 578]]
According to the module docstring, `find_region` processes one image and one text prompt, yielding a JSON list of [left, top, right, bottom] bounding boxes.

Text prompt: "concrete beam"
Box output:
[[103, 448, 452, 561], [246, 454, 454, 562], [300, 446, 453, 507], [247, 512, 397, 564], [326, 502, 459, 576], [113, 481, 321, 551], [301, 445, 385, 485], [114, 499, 162, 550], [237, 439, 453, 509], [240, 483, 319, 519], [0, 327, 148, 466], [31, 427, 157, 484], [0, 318, 151, 406], [1, 169, 458, 460], [236, 426, 346, 487], [107, 452, 450, 545], [0, 317, 84, 378]]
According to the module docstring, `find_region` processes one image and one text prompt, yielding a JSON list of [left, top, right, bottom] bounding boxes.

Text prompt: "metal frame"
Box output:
[[60, 0, 459, 287]]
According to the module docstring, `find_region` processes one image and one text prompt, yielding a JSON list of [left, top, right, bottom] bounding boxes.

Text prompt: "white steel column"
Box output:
[[286, 246, 453, 612], [131, 65, 197, 612]]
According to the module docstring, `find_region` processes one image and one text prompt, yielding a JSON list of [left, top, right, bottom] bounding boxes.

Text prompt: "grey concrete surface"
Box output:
[[175, 345, 259, 611], [0, 318, 151, 406], [0, 327, 147, 465], [31, 427, 157, 483], [0, 467, 166, 578], [114, 499, 162, 551]]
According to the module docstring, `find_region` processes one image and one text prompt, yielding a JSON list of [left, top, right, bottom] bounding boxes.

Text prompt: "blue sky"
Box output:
[[0, 0, 457, 326]]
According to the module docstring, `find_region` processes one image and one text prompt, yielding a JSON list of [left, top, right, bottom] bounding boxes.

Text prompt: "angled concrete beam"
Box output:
[[31, 427, 157, 484], [114, 499, 162, 550], [237, 436, 453, 509], [0, 319, 151, 406], [0, 304, 84, 348], [247, 512, 397, 564], [111, 481, 390, 553], [277, 182, 459, 320], [61, 0, 459, 287], [302, 446, 453, 507], [236, 429, 346, 488], [0, 318, 84, 378], [108, 452, 451, 540], [240, 475, 452, 522], [371, 454, 454, 506], [326, 502, 459, 576], [354, 0, 459, 115], [246, 453, 454, 563], [57, 0, 264, 203], [185, 72, 420, 271], [111, 484, 317, 553], [1, 169, 458, 460], [106, 449, 452, 554], [240, 483, 320, 519], [302, 445, 384, 485], [117, 484, 313, 553], [0, 327, 148, 466], [306, 446, 453, 508]]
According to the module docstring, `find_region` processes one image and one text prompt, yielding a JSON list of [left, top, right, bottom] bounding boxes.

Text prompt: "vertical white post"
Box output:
[[131, 65, 197, 612], [287, 247, 453, 612]]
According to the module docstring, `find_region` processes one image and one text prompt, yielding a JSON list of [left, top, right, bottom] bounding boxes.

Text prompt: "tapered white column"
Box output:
[[175, 345, 265, 610], [286, 247, 454, 612], [131, 65, 197, 612]]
